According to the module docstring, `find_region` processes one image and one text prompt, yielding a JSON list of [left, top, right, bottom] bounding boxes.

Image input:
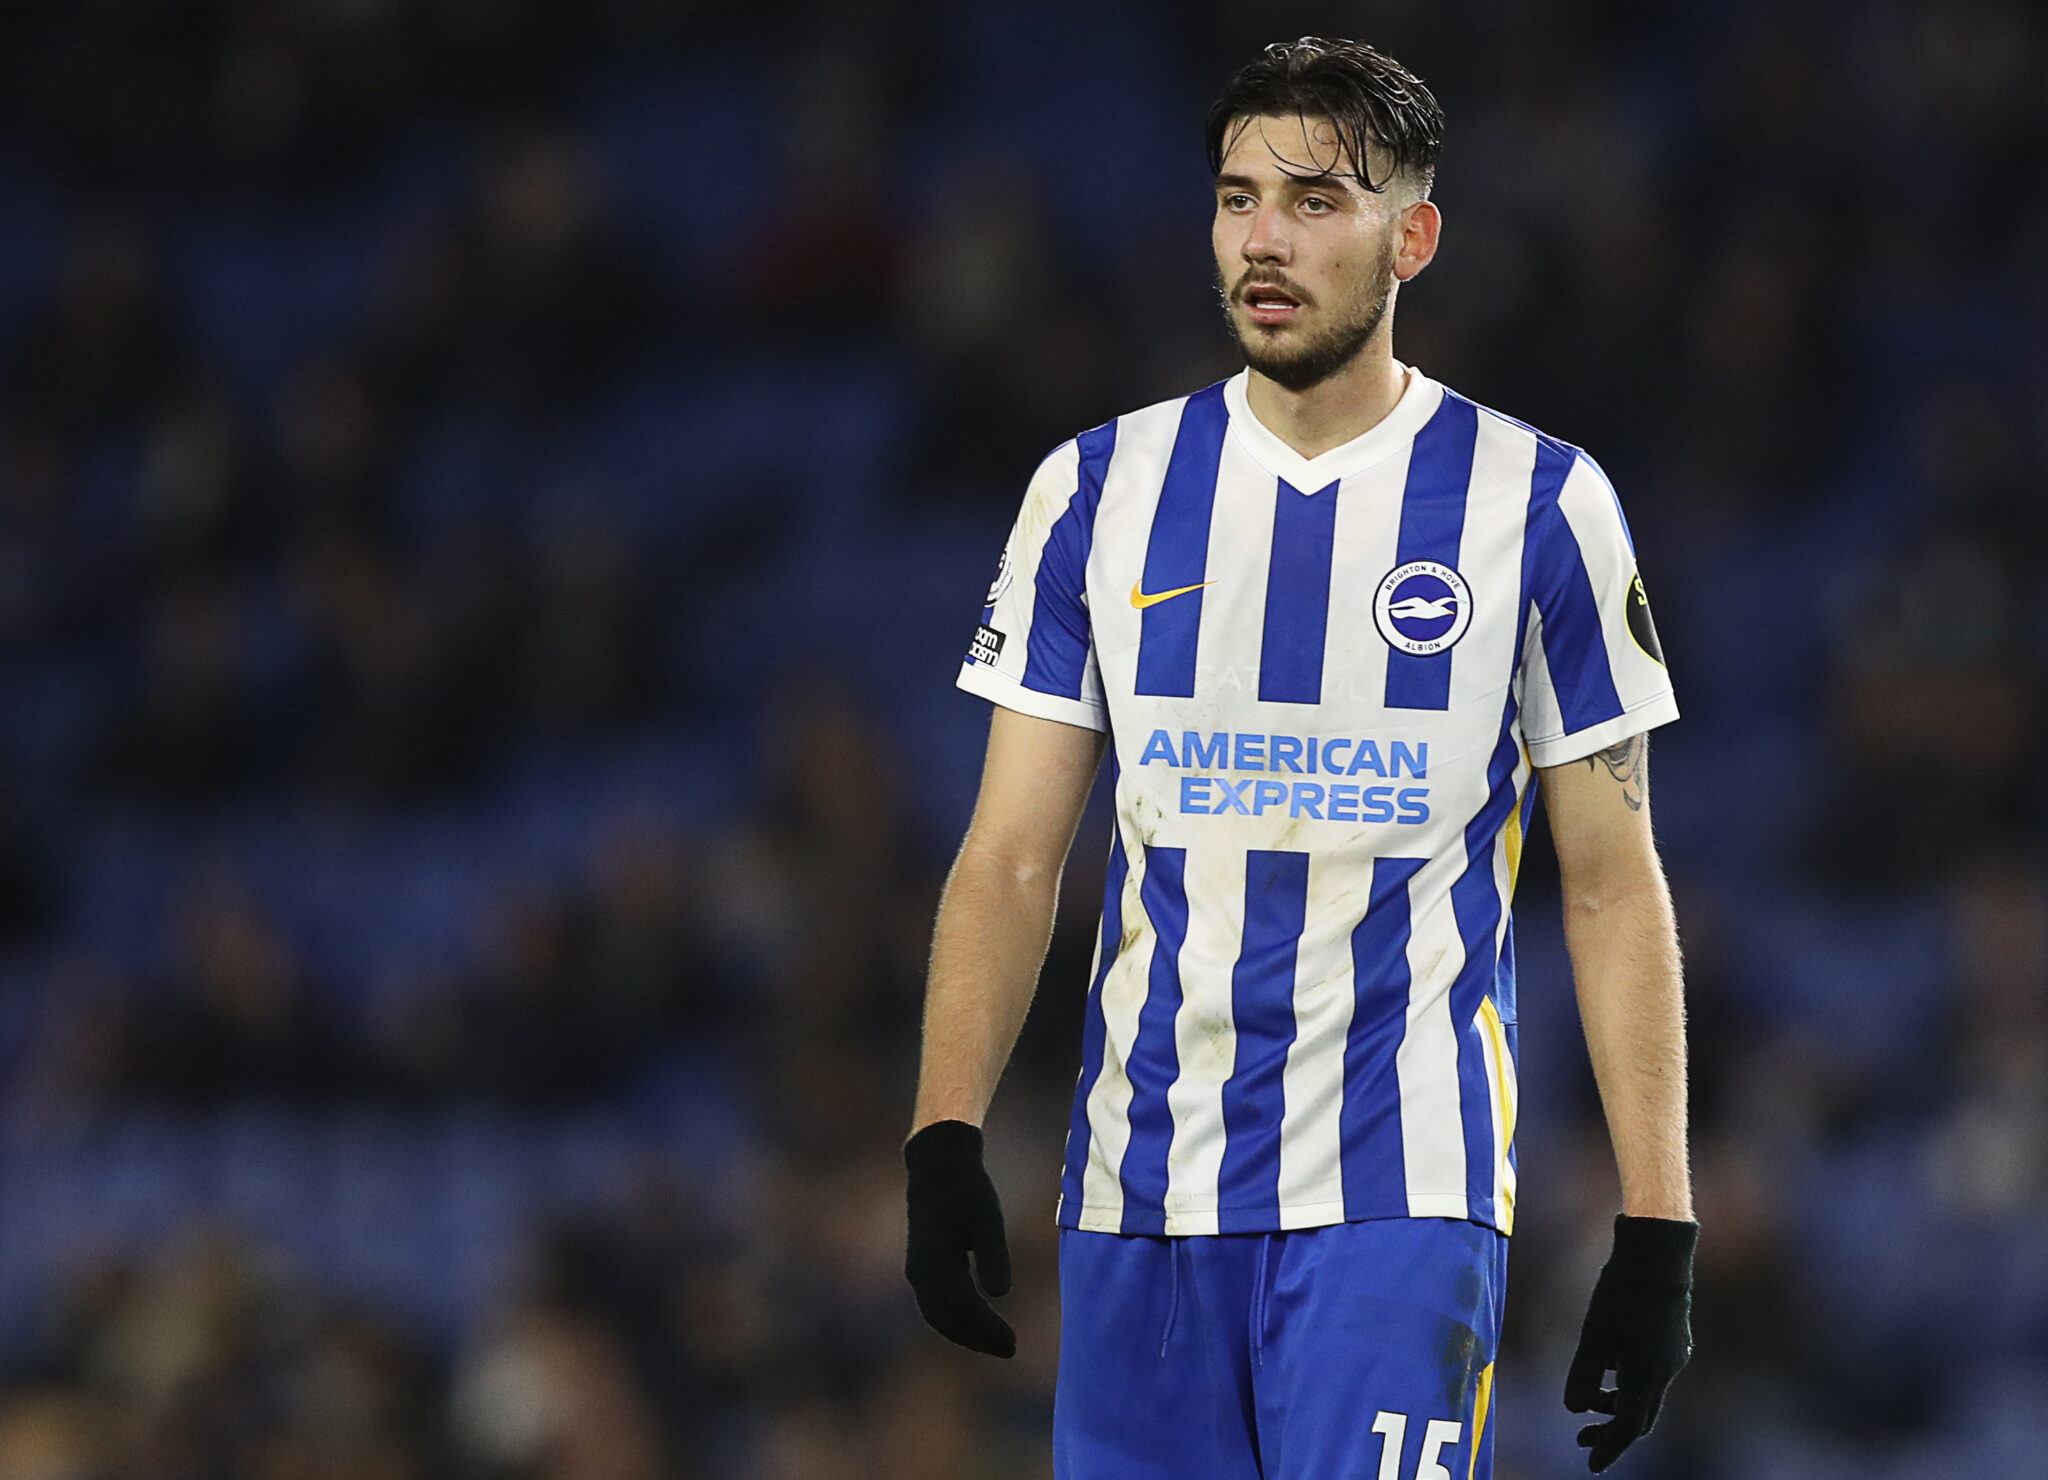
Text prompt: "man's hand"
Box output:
[[904, 1119, 1015, 1357], [1564, 1215, 1697, 1471]]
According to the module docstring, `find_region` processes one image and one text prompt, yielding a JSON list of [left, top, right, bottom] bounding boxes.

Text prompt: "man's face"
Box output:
[[1212, 114, 1417, 392]]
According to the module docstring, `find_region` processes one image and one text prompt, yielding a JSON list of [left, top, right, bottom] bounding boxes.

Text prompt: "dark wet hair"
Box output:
[[1204, 37, 1444, 198]]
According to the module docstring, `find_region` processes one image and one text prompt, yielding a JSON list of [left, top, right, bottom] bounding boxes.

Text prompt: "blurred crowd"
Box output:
[[0, 1, 2043, 1477]]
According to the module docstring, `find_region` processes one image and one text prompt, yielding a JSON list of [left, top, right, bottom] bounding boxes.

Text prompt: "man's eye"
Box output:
[[1224, 193, 1254, 210], [1302, 196, 1332, 213]]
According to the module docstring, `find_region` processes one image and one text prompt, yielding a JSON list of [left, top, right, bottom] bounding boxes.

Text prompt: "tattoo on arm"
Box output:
[[1583, 735, 1644, 811]]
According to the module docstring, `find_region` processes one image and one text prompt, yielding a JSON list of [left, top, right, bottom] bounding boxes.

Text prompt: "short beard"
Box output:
[[1221, 237, 1398, 393]]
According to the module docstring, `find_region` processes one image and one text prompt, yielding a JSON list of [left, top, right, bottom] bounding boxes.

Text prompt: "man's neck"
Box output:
[[1243, 341, 1410, 460]]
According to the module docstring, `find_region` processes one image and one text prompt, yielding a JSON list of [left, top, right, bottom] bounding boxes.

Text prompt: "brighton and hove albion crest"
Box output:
[[1373, 560, 1473, 656]]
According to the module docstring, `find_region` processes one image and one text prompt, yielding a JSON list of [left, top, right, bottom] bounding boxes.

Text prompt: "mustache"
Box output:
[[1228, 270, 1317, 307]]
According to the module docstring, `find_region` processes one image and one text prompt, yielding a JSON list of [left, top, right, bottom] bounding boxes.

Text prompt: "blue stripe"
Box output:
[[1497, 914, 1519, 1027], [1117, 844, 1190, 1234], [1258, 479, 1341, 703], [1059, 817, 1128, 1225], [1383, 394, 1479, 711], [1022, 421, 1118, 699], [1513, 438, 1564, 676], [1216, 850, 1309, 1230], [1526, 448, 1624, 733], [1497, 785, 1539, 1027], [1133, 384, 1229, 698], [1340, 855, 1425, 1218]]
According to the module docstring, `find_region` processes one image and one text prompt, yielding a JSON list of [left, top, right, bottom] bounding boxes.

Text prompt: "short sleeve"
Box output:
[[955, 425, 1114, 732], [1517, 452, 1678, 767]]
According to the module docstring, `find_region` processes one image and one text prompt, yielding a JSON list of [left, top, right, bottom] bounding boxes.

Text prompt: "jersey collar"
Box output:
[[1222, 363, 1445, 487]]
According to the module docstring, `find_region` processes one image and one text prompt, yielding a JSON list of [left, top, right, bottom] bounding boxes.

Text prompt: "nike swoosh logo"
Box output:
[[1130, 579, 1215, 610]]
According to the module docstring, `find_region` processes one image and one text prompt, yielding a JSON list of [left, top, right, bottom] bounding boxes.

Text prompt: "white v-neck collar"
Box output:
[[1222, 364, 1444, 488]]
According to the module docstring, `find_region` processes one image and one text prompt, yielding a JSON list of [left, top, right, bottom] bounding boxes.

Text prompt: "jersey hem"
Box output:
[[1524, 690, 1679, 769], [956, 662, 1110, 732], [1058, 1195, 1505, 1238]]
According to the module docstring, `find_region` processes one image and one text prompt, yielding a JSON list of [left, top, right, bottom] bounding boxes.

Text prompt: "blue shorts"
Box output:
[[1054, 1218, 1507, 1480]]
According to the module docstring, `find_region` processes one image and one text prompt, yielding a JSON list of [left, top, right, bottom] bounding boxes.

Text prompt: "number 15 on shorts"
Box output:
[[1373, 1410, 1464, 1480]]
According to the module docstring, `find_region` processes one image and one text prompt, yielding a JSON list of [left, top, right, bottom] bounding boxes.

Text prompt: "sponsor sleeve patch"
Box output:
[[968, 624, 1007, 666], [1625, 571, 1664, 665]]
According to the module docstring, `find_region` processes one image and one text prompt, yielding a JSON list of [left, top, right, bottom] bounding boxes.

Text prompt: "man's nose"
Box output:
[[1242, 200, 1292, 263]]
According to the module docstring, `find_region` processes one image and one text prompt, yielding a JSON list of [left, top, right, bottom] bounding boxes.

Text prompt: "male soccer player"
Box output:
[[905, 37, 1694, 1479]]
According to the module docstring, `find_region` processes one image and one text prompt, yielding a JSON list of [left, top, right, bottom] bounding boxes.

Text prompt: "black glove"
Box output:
[[1564, 1214, 1697, 1472], [904, 1119, 1015, 1357]]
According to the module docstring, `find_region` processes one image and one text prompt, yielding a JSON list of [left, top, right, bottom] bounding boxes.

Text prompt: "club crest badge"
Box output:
[[1374, 560, 1473, 656]]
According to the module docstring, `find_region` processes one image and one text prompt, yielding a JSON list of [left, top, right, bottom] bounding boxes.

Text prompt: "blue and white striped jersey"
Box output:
[[957, 367, 1677, 1237]]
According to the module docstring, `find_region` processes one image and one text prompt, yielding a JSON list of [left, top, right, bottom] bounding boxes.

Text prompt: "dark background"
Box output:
[[0, 1, 2042, 1476]]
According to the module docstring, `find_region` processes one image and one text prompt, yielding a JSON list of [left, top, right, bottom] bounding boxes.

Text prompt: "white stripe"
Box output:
[[1396, 854, 1468, 1218], [1321, 443, 1412, 714], [1493, 752, 1527, 941], [1451, 414, 1538, 715], [1162, 846, 1247, 1234], [1274, 853, 1361, 1225], [1076, 821, 1152, 1230], [1517, 609, 1562, 744], [1190, 435, 1277, 704], [1477, 1000, 1508, 1228], [1058, 840, 1118, 1227]]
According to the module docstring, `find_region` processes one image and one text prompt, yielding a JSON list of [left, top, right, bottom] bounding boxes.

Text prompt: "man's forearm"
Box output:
[[1563, 870, 1692, 1221], [911, 842, 1064, 1131]]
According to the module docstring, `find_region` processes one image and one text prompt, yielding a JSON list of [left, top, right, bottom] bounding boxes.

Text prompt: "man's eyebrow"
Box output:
[[1214, 170, 1355, 194]]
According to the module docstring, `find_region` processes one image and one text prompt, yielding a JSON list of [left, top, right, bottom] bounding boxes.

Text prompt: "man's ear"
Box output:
[[1394, 199, 1442, 281]]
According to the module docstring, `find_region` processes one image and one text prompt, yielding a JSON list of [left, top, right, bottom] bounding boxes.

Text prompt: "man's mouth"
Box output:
[[1241, 283, 1302, 325]]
